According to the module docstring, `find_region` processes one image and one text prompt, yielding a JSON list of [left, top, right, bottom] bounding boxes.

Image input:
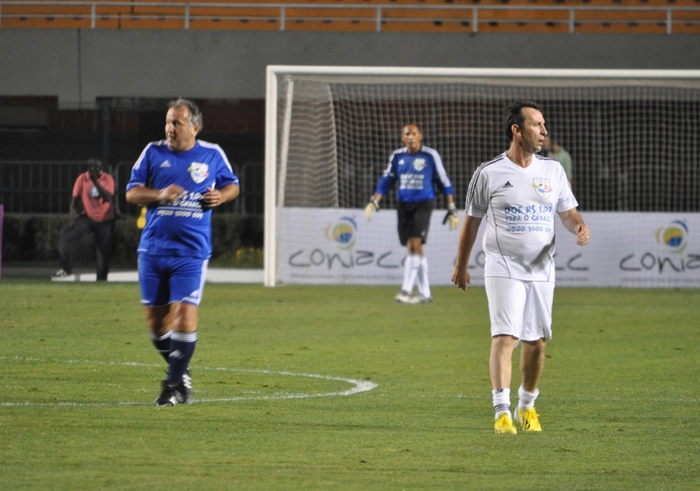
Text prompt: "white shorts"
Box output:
[[485, 277, 555, 341]]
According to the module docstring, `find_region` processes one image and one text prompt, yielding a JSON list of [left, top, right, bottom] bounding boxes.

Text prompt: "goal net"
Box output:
[[265, 67, 700, 288]]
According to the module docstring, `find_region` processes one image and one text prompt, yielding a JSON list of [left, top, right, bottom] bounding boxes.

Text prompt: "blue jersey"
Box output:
[[375, 146, 454, 203], [127, 140, 239, 259]]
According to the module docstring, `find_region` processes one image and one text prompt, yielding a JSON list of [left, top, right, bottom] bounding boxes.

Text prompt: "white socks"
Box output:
[[401, 254, 421, 293], [401, 254, 431, 298], [492, 388, 511, 418], [493, 386, 540, 418], [417, 256, 431, 298], [517, 386, 540, 410]]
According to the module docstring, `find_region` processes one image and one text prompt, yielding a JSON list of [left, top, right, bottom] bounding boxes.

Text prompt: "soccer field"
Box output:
[[0, 280, 698, 490]]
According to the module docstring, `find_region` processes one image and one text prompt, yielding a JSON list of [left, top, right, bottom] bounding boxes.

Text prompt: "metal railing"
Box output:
[[0, 159, 264, 215], [0, 1, 698, 35], [0, 160, 90, 214]]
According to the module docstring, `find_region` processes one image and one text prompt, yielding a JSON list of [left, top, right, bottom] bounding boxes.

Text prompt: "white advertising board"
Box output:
[[279, 208, 700, 288]]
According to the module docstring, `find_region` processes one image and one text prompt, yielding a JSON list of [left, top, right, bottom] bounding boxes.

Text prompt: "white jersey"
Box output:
[[465, 152, 578, 282]]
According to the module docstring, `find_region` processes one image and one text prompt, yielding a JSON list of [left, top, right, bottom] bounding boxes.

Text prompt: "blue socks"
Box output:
[[166, 331, 197, 386], [150, 330, 172, 362]]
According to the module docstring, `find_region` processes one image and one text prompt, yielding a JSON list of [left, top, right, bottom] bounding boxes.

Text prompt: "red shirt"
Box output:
[[72, 171, 115, 222]]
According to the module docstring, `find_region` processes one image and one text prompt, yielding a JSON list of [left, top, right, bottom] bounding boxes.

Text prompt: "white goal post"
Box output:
[[265, 66, 700, 288]]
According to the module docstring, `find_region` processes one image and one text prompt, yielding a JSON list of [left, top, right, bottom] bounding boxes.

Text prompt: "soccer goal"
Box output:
[[265, 67, 700, 288]]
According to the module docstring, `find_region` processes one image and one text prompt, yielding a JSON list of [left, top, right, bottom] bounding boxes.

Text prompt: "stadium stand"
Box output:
[[0, 0, 697, 33]]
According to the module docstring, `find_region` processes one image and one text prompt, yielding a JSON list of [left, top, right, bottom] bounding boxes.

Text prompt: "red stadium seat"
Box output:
[[0, 0, 696, 34]]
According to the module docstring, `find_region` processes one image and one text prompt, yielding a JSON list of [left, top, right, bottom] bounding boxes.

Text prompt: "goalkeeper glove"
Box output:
[[365, 198, 380, 221], [443, 203, 460, 231]]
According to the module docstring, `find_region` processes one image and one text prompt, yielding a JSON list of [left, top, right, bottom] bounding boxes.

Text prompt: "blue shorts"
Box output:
[[138, 254, 208, 307]]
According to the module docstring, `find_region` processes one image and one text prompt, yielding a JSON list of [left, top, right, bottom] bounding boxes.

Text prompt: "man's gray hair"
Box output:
[[168, 98, 203, 131]]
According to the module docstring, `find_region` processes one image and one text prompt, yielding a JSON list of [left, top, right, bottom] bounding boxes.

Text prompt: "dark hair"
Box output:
[[87, 157, 102, 168], [504, 100, 542, 141], [168, 98, 203, 131], [403, 123, 421, 132]]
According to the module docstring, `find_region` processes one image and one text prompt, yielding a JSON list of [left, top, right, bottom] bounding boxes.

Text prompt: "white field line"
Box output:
[[0, 356, 378, 407], [403, 394, 699, 403]]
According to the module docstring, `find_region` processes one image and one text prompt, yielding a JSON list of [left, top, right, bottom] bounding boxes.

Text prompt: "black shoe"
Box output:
[[155, 381, 178, 406], [175, 368, 193, 404]]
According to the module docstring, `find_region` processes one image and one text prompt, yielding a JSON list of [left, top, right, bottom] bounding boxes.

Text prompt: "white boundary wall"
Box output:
[[279, 209, 700, 288]]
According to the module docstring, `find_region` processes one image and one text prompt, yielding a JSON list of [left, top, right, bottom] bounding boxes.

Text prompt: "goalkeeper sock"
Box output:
[[401, 254, 421, 294], [150, 329, 172, 363], [517, 385, 540, 409], [166, 331, 197, 386], [493, 388, 511, 418], [417, 256, 431, 298]]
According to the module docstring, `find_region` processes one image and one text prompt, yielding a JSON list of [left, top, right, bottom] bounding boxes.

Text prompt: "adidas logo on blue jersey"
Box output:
[[160, 160, 171, 168], [503, 181, 513, 188]]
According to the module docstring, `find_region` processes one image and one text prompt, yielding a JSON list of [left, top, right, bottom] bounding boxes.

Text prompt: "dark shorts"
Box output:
[[397, 200, 435, 246]]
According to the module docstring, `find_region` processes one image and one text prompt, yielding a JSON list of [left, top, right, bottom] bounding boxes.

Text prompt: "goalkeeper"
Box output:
[[365, 123, 459, 304]]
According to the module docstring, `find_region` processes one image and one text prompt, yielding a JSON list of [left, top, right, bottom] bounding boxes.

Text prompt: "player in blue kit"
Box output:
[[126, 99, 240, 406], [365, 124, 459, 304]]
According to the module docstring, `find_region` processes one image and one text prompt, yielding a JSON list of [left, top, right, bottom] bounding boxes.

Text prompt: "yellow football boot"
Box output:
[[494, 413, 518, 434], [515, 407, 542, 432]]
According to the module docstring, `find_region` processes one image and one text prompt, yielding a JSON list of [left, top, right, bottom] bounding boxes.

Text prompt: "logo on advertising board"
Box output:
[[620, 218, 700, 278], [324, 216, 357, 250], [284, 212, 401, 275], [655, 220, 688, 254], [532, 178, 552, 200]]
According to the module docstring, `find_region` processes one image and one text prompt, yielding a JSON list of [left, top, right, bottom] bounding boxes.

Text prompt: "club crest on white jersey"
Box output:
[[188, 163, 209, 184], [413, 158, 426, 171], [532, 178, 553, 200]]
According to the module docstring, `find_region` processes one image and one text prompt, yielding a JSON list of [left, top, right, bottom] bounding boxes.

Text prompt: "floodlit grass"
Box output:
[[0, 280, 698, 490]]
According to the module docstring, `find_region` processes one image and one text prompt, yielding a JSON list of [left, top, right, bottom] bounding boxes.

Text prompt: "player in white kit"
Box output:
[[452, 101, 590, 434]]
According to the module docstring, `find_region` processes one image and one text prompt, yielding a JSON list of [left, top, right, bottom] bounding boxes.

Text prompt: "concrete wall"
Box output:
[[1, 29, 699, 106]]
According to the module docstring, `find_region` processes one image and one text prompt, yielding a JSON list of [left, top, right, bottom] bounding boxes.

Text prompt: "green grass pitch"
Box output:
[[0, 279, 698, 490]]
